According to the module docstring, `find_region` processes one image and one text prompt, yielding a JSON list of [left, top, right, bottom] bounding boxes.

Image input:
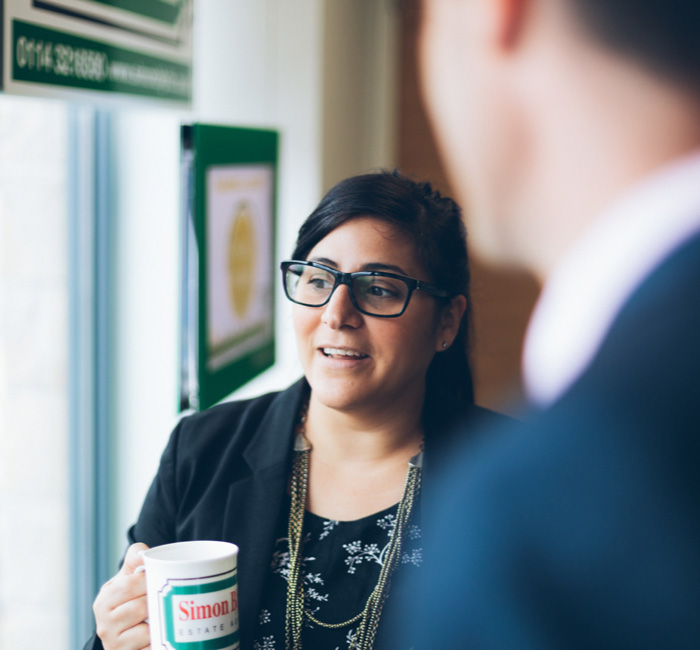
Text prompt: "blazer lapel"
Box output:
[[221, 378, 308, 647], [224, 464, 287, 647]]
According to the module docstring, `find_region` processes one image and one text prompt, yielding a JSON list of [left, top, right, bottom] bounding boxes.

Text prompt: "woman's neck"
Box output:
[[303, 393, 424, 466], [300, 394, 424, 521]]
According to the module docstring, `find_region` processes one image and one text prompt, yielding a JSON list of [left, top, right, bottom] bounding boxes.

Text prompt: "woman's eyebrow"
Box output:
[[308, 256, 408, 275], [308, 256, 337, 267], [362, 262, 408, 275]]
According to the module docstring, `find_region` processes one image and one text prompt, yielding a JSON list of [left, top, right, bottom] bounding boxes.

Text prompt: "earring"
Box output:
[[441, 341, 448, 349]]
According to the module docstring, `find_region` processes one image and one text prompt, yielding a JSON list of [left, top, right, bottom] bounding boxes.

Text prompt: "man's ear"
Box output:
[[436, 295, 468, 352], [488, 0, 531, 50]]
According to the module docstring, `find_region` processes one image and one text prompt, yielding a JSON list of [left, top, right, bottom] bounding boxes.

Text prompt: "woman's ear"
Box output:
[[436, 295, 468, 352]]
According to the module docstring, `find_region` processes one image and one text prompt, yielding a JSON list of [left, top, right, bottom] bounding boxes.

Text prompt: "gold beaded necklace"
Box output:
[[284, 406, 423, 650]]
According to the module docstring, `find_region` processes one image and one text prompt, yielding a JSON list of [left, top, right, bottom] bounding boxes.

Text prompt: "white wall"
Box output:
[[111, 0, 399, 564], [322, 0, 399, 191]]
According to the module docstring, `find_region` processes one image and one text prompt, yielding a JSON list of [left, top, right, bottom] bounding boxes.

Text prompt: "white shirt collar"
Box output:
[[523, 150, 700, 407]]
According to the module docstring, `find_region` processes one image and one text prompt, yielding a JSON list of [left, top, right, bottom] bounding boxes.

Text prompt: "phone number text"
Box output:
[[16, 36, 108, 82]]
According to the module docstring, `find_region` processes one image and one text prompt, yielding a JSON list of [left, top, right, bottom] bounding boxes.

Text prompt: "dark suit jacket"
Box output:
[[405, 232, 700, 648], [84, 377, 505, 650]]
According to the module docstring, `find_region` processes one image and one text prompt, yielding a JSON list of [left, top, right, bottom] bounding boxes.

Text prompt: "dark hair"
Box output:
[[568, 0, 700, 91], [292, 170, 474, 405]]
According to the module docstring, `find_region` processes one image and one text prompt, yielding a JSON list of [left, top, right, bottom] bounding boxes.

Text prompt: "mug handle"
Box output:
[[134, 564, 149, 623]]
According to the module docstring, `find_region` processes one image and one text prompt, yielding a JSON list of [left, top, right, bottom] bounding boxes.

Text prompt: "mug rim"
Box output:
[[142, 540, 238, 563]]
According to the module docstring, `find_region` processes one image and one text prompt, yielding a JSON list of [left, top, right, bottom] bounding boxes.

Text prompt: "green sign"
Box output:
[[180, 125, 279, 411], [12, 19, 190, 100], [89, 0, 188, 25], [2, 0, 192, 102]]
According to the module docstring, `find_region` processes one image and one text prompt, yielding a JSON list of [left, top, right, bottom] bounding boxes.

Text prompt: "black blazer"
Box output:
[[406, 231, 700, 649], [85, 377, 505, 650]]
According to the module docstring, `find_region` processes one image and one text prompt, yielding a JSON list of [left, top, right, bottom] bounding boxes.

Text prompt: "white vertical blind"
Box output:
[[0, 95, 71, 650]]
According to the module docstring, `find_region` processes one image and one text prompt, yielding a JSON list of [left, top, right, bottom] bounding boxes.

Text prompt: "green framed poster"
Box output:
[[180, 124, 279, 412], [1, 0, 192, 102]]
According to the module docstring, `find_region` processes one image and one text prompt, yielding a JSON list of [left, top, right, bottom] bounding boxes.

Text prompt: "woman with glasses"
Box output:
[[87, 171, 506, 650]]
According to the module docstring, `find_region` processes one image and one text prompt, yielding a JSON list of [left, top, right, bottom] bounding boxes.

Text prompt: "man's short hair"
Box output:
[[568, 0, 700, 91]]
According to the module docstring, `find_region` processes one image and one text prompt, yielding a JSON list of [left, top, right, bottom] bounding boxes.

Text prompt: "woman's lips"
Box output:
[[320, 347, 369, 360]]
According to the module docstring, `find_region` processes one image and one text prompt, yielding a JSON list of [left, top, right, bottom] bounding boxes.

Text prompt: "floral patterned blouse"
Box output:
[[253, 495, 422, 650]]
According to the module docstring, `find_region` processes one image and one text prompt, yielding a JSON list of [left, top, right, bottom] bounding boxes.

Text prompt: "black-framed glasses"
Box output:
[[280, 260, 450, 318]]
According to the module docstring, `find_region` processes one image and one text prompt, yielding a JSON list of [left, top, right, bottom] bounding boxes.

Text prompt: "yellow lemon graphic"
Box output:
[[228, 201, 256, 319]]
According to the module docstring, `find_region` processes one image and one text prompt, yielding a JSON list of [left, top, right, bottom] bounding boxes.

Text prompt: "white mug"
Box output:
[[139, 540, 240, 650]]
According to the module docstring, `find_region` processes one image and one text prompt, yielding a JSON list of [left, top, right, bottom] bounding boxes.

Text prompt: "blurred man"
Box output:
[[408, 0, 700, 647]]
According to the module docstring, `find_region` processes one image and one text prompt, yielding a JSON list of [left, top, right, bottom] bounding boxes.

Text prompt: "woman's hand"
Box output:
[[93, 542, 151, 650]]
